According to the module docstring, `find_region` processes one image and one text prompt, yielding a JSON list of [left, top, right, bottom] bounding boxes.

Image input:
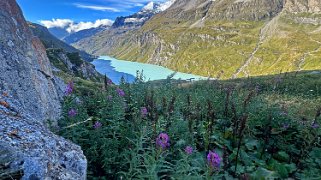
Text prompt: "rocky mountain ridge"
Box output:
[[63, 25, 109, 44], [29, 22, 96, 62], [74, 0, 321, 79], [48, 26, 70, 40], [29, 22, 102, 81], [112, 0, 176, 28]]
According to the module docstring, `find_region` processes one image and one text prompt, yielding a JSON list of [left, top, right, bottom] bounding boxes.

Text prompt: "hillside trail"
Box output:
[[298, 37, 321, 70], [231, 13, 282, 79]]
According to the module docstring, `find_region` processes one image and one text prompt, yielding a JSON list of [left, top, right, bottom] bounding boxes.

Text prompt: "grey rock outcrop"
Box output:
[[285, 0, 321, 13], [0, 0, 60, 121], [46, 48, 102, 81], [0, 112, 87, 180], [0, 0, 87, 179]]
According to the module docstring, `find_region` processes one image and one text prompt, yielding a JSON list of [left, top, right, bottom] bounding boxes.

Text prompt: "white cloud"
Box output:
[[74, 3, 120, 12], [40, 19, 73, 29], [40, 19, 113, 33], [67, 19, 113, 32]]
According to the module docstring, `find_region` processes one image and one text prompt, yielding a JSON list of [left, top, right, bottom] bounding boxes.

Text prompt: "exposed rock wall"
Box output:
[[162, 0, 284, 21], [0, 0, 60, 121], [0, 112, 87, 180], [0, 0, 87, 179], [285, 0, 321, 13], [46, 48, 102, 81]]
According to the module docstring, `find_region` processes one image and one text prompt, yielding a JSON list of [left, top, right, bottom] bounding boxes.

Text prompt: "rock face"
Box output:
[[0, 0, 60, 121], [285, 0, 321, 13], [167, 0, 284, 20], [0, 0, 87, 179], [0, 112, 87, 180], [47, 49, 102, 81]]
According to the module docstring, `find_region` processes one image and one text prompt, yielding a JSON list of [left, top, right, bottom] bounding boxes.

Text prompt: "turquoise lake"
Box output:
[[92, 56, 208, 84]]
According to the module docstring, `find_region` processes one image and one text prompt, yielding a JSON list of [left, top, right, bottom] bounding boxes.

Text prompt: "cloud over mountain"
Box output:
[[40, 19, 73, 29], [40, 18, 113, 33]]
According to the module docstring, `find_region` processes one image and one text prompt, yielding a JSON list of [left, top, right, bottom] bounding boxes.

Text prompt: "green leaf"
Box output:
[[309, 148, 321, 159], [250, 168, 279, 179], [240, 150, 252, 166], [284, 163, 296, 174], [274, 151, 290, 162], [276, 163, 288, 178], [245, 139, 259, 151], [230, 165, 245, 175]]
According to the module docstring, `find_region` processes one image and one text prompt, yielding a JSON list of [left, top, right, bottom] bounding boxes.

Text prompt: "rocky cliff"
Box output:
[[29, 22, 96, 62], [28, 23, 102, 81], [47, 49, 102, 82], [285, 0, 321, 13], [0, 0, 87, 179], [74, 0, 321, 79]]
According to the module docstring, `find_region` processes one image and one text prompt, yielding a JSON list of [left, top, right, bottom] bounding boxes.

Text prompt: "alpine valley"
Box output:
[[2, 0, 321, 179], [73, 0, 321, 79]]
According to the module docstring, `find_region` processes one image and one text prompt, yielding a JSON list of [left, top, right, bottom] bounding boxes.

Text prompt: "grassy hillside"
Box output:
[[57, 70, 321, 179], [109, 13, 321, 79], [74, 5, 321, 79]]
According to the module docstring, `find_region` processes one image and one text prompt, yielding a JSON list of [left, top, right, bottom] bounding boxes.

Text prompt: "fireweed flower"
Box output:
[[107, 79, 113, 85], [312, 122, 319, 129], [116, 88, 125, 97], [93, 121, 102, 129], [68, 109, 77, 117], [156, 133, 170, 150], [282, 123, 290, 129], [207, 151, 221, 169], [185, 146, 193, 155], [65, 81, 74, 95], [141, 107, 148, 117]]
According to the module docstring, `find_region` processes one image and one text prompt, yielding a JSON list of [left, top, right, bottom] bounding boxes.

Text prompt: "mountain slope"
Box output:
[[74, 0, 321, 79], [48, 27, 70, 39], [63, 26, 109, 44], [29, 22, 96, 62], [72, 0, 176, 60], [29, 23, 102, 81]]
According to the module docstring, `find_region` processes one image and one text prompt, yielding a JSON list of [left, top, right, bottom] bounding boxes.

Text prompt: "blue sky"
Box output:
[[17, 0, 163, 22], [17, 0, 167, 32]]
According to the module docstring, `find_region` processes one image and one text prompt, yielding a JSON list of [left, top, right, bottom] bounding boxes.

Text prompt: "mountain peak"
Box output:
[[158, 0, 177, 11], [141, 2, 160, 12], [141, 0, 177, 13]]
